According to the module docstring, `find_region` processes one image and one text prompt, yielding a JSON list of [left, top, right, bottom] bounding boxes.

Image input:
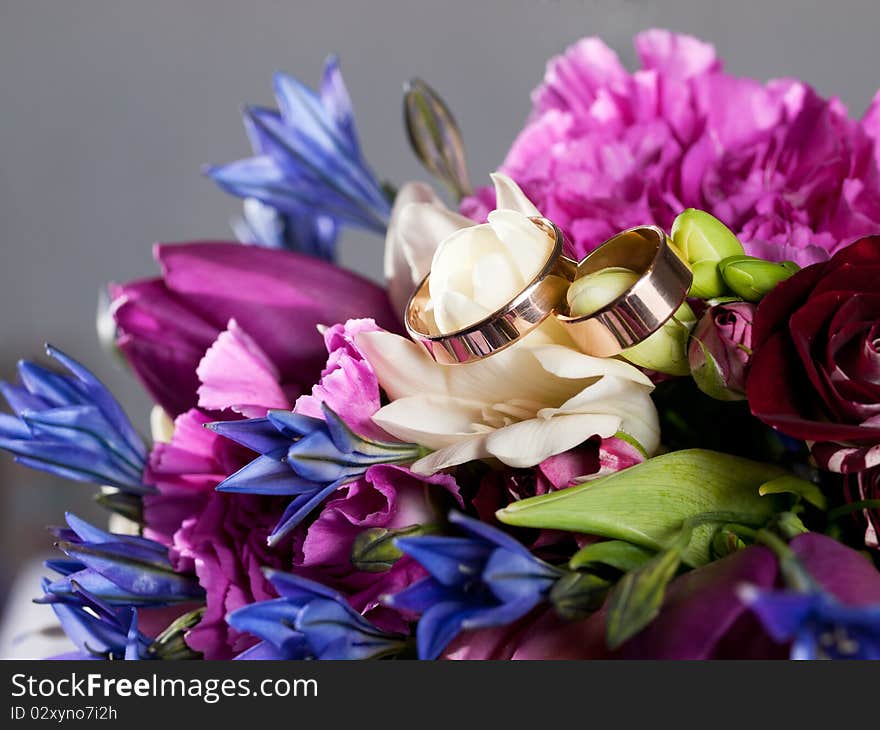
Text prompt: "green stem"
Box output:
[[827, 499, 880, 523], [724, 523, 816, 592]]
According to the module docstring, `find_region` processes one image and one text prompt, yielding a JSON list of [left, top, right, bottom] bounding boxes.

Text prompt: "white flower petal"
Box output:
[[371, 394, 484, 450], [528, 344, 655, 387], [399, 200, 474, 277], [410, 437, 492, 475], [429, 224, 500, 301], [432, 290, 493, 334], [551, 375, 660, 455], [470, 250, 525, 314], [383, 182, 474, 318], [485, 412, 622, 468], [487, 209, 552, 282], [354, 330, 450, 400], [490, 172, 541, 216]]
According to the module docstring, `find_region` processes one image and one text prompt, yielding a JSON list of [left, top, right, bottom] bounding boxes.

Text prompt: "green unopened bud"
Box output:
[[671, 209, 745, 299], [620, 301, 696, 376], [710, 528, 747, 560], [688, 259, 727, 300], [549, 571, 611, 621], [352, 524, 438, 573], [147, 607, 205, 660], [718, 255, 799, 302], [404, 78, 472, 199], [671, 209, 745, 263], [566, 267, 639, 318], [94, 490, 144, 525]]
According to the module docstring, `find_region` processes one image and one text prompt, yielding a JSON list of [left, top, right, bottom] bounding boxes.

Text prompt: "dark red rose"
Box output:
[[747, 236, 880, 477]]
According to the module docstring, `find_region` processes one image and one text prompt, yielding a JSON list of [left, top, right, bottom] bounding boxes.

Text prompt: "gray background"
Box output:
[[1, 0, 879, 605]]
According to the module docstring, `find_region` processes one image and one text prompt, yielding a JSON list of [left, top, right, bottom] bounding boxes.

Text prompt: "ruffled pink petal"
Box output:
[[196, 319, 291, 418]]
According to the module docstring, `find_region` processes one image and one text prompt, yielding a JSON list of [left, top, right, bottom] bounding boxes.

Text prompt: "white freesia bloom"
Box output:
[[356, 330, 660, 474], [368, 172, 660, 474], [383, 172, 540, 321]]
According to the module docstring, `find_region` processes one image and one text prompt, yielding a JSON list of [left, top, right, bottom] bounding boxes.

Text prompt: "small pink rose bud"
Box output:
[[688, 302, 756, 401]]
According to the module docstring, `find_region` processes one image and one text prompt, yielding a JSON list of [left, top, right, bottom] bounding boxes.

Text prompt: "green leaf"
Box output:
[[496, 449, 790, 566], [569, 540, 654, 572], [758, 475, 827, 511], [605, 542, 685, 649]]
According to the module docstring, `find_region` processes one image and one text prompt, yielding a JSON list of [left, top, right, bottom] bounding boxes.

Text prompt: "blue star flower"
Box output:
[[0, 345, 150, 493], [386, 512, 562, 659], [208, 55, 390, 259], [208, 404, 425, 546], [39, 580, 151, 660], [38, 513, 203, 607], [740, 585, 880, 659], [229, 570, 407, 660]]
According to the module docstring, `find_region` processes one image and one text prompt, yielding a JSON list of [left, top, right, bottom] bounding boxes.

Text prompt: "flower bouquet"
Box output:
[[3, 29, 880, 661]]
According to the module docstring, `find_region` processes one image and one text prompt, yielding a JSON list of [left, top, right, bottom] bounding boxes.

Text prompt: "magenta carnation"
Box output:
[[294, 318, 390, 440], [293, 464, 461, 634], [142, 318, 461, 657], [462, 30, 880, 266], [143, 409, 289, 659]]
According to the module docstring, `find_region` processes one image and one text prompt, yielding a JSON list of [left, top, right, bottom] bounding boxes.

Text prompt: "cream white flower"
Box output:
[[369, 172, 660, 475], [383, 172, 541, 322], [356, 330, 660, 475]]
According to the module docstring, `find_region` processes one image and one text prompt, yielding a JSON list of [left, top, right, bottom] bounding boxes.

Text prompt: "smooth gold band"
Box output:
[[404, 217, 576, 365], [404, 220, 693, 364], [556, 225, 693, 357]]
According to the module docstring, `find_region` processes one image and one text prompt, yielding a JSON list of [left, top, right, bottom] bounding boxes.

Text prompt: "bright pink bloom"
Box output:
[[462, 30, 880, 266], [111, 242, 398, 417], [293, 465, 461, 633]]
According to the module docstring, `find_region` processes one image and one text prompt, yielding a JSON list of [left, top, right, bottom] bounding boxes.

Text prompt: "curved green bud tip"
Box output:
[[567, 267, 639, 318], [710, 528, 747, 560], [549, 572, 610, 621], [718, 255, 799, 302], [403, 78, 472, 199], [671, 209, 745, 264], [495, 449, 791, 567], [351, 524, 437, 573], [689, 259, 727, 299], [351, 527, 405, 573], [620, 301, 696, 376]]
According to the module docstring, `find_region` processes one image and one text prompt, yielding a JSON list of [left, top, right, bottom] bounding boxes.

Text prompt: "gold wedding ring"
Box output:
[[404, 219, 692, 364], [557, 226, 693, 357], [405, 217, 576, 364]]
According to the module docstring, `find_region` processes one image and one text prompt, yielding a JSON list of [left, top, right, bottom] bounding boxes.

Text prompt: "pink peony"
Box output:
[[462, 30, 880, 267]]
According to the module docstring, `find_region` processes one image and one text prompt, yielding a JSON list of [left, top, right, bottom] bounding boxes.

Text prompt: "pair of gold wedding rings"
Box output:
[[404, 218, 693, 365]]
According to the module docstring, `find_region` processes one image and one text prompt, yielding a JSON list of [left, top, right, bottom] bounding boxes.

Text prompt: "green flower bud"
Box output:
[[566, 267, 639, 318], [351, 524, 437, 573], [404, 78, 472, 199], [718, 255, 799, 302], [620, 300, 697, 376], [94, 490, 144, 525], [671, 209, 745, 263], [689, 259, 727, 300], [710, 528, 747, 560], [549, 571, 611, 621], [146, 607, 205, 660], [671, 209, 745, 299]]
